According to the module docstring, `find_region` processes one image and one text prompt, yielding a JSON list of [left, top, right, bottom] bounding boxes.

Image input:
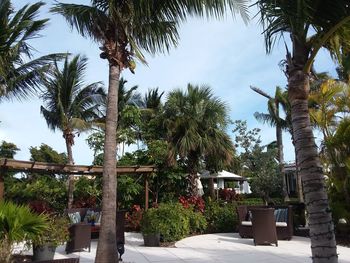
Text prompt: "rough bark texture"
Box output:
[[64, 131, 75, 209], [95, 64, 119, 263], [288, 69, 337, 263]]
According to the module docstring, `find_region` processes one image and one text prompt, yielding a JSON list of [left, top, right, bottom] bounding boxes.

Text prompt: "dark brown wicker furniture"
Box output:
[[34, 258, 79, 263], [251, 208, 278, 246], [65, 223, 91, 254], [65, 208, 126, 254], [236, 205, 293, 240]]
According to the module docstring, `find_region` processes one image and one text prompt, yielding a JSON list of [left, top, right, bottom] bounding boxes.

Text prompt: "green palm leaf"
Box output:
[[0, 0, 64, 101]]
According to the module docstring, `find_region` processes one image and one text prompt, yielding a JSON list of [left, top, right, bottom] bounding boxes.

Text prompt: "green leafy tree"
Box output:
[[139, 88, 166, 145], [29, 144, 67, 164], [52, 0, 248, 259], [325, 119, 350, 209], [256, 1, 350, 260], [87, 78, 142, 162], [0, 0, 62, 101], [251, 86, 290, 201], [164, 84, 234, 196], [40, 54, 104, 209], [0, 141, 19, 159], [0, 140, 19, 199], [232, 120, 282, 203]]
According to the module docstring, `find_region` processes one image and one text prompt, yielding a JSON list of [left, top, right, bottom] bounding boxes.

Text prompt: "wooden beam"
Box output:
[[0, 158, 156, 175], [145, 175, 149, 211]]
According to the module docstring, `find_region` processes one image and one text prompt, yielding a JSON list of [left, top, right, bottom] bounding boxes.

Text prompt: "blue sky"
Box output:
[[0, 0, 338, 166]]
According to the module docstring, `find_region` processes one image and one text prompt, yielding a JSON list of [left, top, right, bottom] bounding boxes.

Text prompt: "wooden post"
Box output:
[[145, 175, 149, 210], [0, 168, 5, 201]]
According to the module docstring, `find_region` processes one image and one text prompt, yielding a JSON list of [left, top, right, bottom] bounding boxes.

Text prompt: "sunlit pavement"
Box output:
[[49, 232, 350, 263]]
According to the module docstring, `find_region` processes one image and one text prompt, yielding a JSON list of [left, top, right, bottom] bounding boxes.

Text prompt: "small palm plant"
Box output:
[[0, 201, 48, 263]]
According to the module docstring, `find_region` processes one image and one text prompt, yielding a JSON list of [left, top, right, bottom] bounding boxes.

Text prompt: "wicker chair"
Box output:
[[236, 205, 293, 240], [65, 223, 91, 254], [251, 208, 278, 246], [34, 259, 79, 263]]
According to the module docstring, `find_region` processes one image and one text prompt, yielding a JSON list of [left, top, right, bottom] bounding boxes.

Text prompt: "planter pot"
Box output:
[[33, 244, 56, 261], [143, 233, 160, 247]]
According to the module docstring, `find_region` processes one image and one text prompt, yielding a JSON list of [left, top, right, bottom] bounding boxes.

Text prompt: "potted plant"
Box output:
[[140, 208, 161, 247], [0, 201, 48, 263], [32, 215, 70, 261]]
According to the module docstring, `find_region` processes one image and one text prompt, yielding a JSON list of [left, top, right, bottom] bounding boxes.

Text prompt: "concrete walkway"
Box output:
[[51, 232, 350, 263]]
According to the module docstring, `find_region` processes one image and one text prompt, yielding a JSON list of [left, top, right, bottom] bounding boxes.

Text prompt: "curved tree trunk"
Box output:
[[95, 64, 120, 262], [288, 68, 337, 262], [64, 131, 75, 209]]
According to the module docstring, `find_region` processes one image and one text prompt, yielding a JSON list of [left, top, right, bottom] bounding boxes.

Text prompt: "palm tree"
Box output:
[[164, 84, 234, 196], [256, 1, 350, 261], [0, 0, 62, 101], [51, 1, 248, 260], [0, 201, 48, 263], [251, 86, 290, 201], [40, 54, 104, 209], [142, 88, 164, 111], [139, 88, 165, 143]]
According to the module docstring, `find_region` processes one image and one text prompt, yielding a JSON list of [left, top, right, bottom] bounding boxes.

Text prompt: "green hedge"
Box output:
[[204, 199, 238, 233], [142, 203, 207, 242]]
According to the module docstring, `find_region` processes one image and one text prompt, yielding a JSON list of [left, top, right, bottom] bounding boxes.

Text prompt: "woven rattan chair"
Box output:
[[251, 208, 278, 246], [65, 223, 91, 254], [34, 258, 79, 263]]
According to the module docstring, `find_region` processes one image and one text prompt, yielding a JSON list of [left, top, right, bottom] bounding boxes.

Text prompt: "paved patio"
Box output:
[[50, 232, 350, 263]]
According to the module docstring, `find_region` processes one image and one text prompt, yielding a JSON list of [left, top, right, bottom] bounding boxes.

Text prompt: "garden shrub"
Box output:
[[236, 196, 264, 206], [184, 208, 207, 234], [204, 199, 238, 233], [156, 203, 190, 242], [178, 195, 205, 213], [126, 205, 144, 231], [73, 176, 102, 208], [5, 176, 67, 213]]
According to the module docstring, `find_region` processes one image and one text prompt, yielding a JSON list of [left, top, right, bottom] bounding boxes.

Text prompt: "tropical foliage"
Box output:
[[0, 201, 48, 263], [164, 84, 235, 196], [0, 0, 62, 101], [232, 120, 282, 203], [40, 54, 104, 208], [52, 0, 248, 258], [256, 0, 350, 260]]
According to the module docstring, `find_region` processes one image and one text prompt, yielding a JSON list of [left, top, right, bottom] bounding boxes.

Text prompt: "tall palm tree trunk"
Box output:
[[289, 69, 337, 262], [275, 102, 289, 201], [96, 64, 119, 262], [64, 131, 75, 209]]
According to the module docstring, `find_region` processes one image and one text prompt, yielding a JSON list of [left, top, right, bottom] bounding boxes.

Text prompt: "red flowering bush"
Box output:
[[125, 204, 144, 231], [178, 195, 205, 213], [28, 200, 54, 214]]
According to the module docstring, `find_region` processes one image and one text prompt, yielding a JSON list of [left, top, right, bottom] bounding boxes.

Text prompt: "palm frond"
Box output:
[[50, 3, 108, 42]]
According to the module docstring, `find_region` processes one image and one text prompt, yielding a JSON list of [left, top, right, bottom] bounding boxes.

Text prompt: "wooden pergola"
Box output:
[[0, 158, 156, 209]]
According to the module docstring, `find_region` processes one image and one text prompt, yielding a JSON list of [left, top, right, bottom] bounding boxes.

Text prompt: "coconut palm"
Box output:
[[0, 0, 62, 101], [51, 1, 248, 260], [40, 54, 104, 209], [251, 86, 290, 201], [164, 84, 234, 196], [256, 0, 350, 261]]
